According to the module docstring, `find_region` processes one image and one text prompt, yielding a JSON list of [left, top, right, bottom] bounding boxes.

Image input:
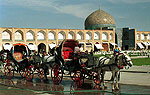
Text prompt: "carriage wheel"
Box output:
[[25, 65, 34, 81], [37, 68, 44, 79], [74, 71, 83, 88], [4, 60, 14, 80], [92, 72, 102, 85], [51, 64, 63, 85]]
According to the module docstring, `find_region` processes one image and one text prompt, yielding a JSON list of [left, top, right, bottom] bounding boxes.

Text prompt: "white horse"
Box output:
[[97, 52, 133, 91]]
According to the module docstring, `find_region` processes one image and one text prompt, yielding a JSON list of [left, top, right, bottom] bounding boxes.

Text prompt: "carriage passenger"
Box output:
[[74, 44, 83, 54], [74, 46, 80, 54], [79, 44, 83, 52]]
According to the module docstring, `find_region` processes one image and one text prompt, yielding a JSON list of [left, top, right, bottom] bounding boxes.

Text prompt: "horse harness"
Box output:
[[98, 57, 108, 67], [99, 56, 120, 71]]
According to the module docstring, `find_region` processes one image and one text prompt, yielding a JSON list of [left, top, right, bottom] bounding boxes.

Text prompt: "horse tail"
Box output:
[[110, 75, 114, 81]]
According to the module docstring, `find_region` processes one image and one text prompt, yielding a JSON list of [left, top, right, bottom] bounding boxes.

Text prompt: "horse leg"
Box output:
[[112, 71, 115, 91], [44, 70, 48, 80], [99, 70, 107, 90], [97, 69, 103, 89], [115, 71, 119, 90], [102, 71, 107, 89], [43, 64, 48, 81]]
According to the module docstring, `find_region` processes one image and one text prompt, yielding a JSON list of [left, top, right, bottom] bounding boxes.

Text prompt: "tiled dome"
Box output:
[[85, 10, 116, 30]]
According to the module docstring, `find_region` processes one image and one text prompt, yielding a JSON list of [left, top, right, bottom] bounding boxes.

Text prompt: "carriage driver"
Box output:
[[113, 46, 120, 63]]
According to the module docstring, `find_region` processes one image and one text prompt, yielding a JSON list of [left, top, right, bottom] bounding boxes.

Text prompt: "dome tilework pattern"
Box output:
[[85, 10, 116, 29]]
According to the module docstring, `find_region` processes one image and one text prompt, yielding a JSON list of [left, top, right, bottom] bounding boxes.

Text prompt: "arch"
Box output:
[[58, 31, 66, 40], [68, 31, 75, 39], [141, 33, 145, 40], [147, 33, 150, 40], [38, 43, 46, 53], [27, 43, 37, 51], [48, 31, 56, 40], [137, 33, 140, 40], [26, 30, 34, 40], [110, 33, 113, 41], [2, 30, 11, 40], [15, 30, 23, 40], [86, 31, 92, 40], [77, 31, 84, 40], [94, 32, 100, 40], [102, 32, 108, 41], [37, 30, 45, 40]]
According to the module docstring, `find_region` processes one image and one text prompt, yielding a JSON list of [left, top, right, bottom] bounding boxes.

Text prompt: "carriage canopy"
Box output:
[[11, 43, 29, 62], [59, 39, 79, 60]]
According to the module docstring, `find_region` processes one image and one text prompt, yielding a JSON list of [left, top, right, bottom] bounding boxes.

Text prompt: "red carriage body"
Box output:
[[61, 39, 79, 61]]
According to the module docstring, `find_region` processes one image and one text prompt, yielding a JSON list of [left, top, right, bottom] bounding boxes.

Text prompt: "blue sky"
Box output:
[[0, 0, 150, 31]]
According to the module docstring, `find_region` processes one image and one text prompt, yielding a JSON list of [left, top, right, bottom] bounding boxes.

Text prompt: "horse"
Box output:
[[97, 52, 133, 91], [31, 48, 63, 81]]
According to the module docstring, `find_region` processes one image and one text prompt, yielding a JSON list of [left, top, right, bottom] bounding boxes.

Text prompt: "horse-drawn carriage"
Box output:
[[50, 39, 133, 89], [50, 39, 82, 85], [3, 43, 34, 80], [1, 40, 133, 90], [51, 39, 101, 86]]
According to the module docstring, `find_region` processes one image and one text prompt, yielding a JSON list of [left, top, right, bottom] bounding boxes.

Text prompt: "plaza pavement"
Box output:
[[105, 65, 150, 86], [121, 65, 150, 73]]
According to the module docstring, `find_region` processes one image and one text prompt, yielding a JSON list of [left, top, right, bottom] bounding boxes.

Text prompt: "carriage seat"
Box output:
[[62, 50, 74, 61], [13, 52, 24, 62]]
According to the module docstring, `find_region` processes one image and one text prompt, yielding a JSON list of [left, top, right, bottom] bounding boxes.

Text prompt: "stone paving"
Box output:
[[105, 66, 150, 86], [121, 65, 150, 73], [0, 65, 150, 94]]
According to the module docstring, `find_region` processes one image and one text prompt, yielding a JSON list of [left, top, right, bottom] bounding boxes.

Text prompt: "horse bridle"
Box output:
[[116, 54, 131, 69]]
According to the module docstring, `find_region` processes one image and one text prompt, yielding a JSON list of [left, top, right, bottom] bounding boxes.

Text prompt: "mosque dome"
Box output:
[[85, 10, 116, 30]]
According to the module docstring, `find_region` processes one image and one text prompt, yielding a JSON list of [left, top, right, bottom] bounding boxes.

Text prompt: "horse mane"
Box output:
[[120, 52, 131, 59], [49, 47, 55, 56]]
